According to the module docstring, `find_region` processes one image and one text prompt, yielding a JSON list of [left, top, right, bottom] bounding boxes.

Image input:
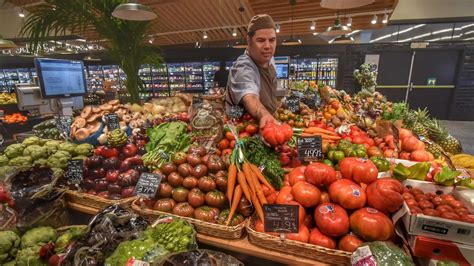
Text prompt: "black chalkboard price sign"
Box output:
[[297, 136, 323, 161], [263, 204, 299, 233], [286, 96, 300, 113], [134, 172, 163, 198], [65, 159, 84, 185], [105, 113, 120, 131], [56, 115, 73, 140]]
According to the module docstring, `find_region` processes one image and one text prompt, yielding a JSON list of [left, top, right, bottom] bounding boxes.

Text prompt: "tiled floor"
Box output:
[[441, 120, 474, 155]]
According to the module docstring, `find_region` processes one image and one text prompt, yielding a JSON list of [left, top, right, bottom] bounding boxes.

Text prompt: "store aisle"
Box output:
[[441, 120, 474, 155]]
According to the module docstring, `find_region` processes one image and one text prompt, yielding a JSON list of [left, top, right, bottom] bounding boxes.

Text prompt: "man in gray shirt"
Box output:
[[226, 14, 278, 129]]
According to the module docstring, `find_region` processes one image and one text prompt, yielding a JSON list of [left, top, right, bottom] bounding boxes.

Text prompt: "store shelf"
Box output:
[[196, 234, 328, 266]]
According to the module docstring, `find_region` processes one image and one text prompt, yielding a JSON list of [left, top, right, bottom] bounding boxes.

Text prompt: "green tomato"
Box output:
[[370, 156, 390, 172], [322, 159, 334, 167], [333, 151, 345, 162], [343, 147, 354, 157], [355, 149, 367, 158], [327, 150, 336, 161]]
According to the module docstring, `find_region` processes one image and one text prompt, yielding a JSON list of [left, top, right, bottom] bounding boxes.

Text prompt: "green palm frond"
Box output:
[[20, 0, 162, 103]]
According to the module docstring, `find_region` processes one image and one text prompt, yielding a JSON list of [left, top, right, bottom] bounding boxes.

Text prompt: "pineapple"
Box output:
[[425, 141, 444, 159], [427, 119, 463, 155], [404, 108, 429, 137]]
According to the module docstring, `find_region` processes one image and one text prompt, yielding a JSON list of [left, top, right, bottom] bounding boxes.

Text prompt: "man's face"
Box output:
[[247, 28, 276, 67]]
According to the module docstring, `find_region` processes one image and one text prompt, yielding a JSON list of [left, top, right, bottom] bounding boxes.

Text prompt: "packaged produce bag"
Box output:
[[190, 96, 224, 150], [351, 241, 414, 266]]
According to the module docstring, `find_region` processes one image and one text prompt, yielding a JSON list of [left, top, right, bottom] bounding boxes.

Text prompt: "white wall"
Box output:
[[391, 0, 474, 21], [0, 4, 24, 38]]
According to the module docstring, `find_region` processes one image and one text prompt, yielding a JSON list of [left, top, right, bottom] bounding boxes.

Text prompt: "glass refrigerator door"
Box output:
[[318, 58, 338, 87], [185, 62, 204, 92], [102, 65, 120, 91], [87, 65, 104, 92], [151, 64, 169, 96], [203, 62, 219, 92], [168, 63, 186, 92], [3, 69, 19, 92], [0, 70, 6, 92], [17, 68, 32, 84], [296, 59, 317, 81]]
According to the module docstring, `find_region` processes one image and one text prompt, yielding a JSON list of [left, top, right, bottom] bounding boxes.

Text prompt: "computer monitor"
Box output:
[[35, 58, 87, 98], [276, 63, 289, 79]]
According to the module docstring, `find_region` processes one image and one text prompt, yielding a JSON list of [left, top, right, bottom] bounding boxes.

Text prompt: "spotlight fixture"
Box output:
[[232, 28, 237, 37], [148, 38, 154, 44], [313, 32, 319, 36], [83, 55, 101, 61], [323, 18, 352, 36], [203, 30, 208, 39], [371, 14, 377, 24], [112, 0, 157, 21], [382, 13, 388, 24], [19, 9, 25, 18], [282, 0, 302, 46], [347, 17, 352, 27], [310, 21, 316, 31], [276, 24, 280, 33], [233, 6, 247, 49]]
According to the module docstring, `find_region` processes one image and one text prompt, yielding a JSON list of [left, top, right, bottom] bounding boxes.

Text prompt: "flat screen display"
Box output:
[[275, 63, 289, 79], [35, 58, 87, 98]]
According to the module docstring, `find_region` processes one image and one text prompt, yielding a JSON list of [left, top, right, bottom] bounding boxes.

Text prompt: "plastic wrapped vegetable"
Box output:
[[22, 136, 44, 147], [15, 245, 44, 266], [351, 241, 414, 266], [58, 142, 77, 156], [47, 151, 71, 169], [0, 231, 20, 263], [0, 155, 8, 167], [4, 144, 25, 159], [105, 237, 168, 266], [20, 227, 57, 249], [146, 217, 197, 253], [8, 156, 32, 168], [75, 143, 94, 156]]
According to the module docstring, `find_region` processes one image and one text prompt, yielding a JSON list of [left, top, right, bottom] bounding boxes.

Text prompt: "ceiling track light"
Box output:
[[371, 14, 377, 24], [148, 38, 154, 44], [276, 23, 280, 33], [310, 21, 316, 31], [382, 13, 388, 24], [203, 30, 208, 39], [232, 28, 237, 37], [347, 17, 352, 27], [18, 8, 25, 18]]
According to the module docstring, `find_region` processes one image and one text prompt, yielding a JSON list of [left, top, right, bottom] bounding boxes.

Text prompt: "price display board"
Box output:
[[105, 113, 120, 131], [65, 159, 84, 185], [263, 204, 299, 233], [134, 172, 163, 198], [297, 136, 323, 161], [55, 115, 73, 140], [286, 96, 300, 113]]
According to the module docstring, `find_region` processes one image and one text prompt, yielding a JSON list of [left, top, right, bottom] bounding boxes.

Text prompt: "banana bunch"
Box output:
[[451, 153, 474, 172], [0, 92, 17, 104]]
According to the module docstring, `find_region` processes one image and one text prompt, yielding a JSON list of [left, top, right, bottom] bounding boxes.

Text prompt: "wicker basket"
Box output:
[[65, 190, 136, 212], [131, 199, 246, 239], [246, 217, 352, 265]]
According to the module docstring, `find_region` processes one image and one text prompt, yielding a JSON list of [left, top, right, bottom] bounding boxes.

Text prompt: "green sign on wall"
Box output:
[[427, 78, 437, 85]]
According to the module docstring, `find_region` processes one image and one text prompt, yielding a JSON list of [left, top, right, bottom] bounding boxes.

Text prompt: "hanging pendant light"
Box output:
[[331, 34, 354, 44], [282, 0, 301, 46], [233, 7, 247, 49], [322, 18, 352, 36], [112, 0, 157, 21], [0, 36, 17, 49], [320, 0, 375, 9]]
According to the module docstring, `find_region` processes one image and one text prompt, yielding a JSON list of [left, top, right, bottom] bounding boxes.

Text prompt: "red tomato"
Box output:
[[366, 179, 404, 214], [314, 203, 350, 237], [364, 137, 375, 147], [239, 132, 251, 139], [442, 195, 456, 202], [338, 234, 364, 252], [349, 207, 394, 241], [422, 208, 440, 217], [352, 136, 364, 144], [289, 166, 306, 186], [255, 219, 265, 232], [218, 139, 229, 150], [418, 200, 434, 210], [286, 224, 310, 243], [440, 212, 461, 221], [276, 186, 294, 204], [229, 140, 235, 149], [339, 157, 378, 184], [309, 228, 336, 249], [437, 204, 454, 213], [320, 191, 331, 204], [266, 191, 278, 204], [292, 182, 321, 208], [329, 179, 366, 209], [448, 200, 465, 209], [304, 162, 337, 187], [287, 201, 306, 227], [245, 124, 258, 135], [225, 131, 235, 141], [261, 184, 272, 196]]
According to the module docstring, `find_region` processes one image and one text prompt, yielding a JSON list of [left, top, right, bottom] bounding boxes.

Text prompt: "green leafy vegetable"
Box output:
[[434, 166, 461, 186]]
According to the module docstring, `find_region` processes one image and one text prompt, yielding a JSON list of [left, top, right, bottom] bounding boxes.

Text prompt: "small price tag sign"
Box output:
[[286, 96, 300, 113], [55, 115, 73, 140], [134, 172, 163, 199], [65, 159, 84, 185], [263, 204, 299, 233], [297, 136, 323, 161], [105, 113, 120, 131]]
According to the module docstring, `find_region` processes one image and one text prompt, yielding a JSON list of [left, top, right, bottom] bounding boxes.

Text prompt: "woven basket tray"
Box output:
[[246, 217, 352, 265], [131, 199, 246, 239], [65, 190, 136, 211]]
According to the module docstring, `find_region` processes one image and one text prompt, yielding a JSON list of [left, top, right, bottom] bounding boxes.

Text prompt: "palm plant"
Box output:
[[20, 0, 162, 103]]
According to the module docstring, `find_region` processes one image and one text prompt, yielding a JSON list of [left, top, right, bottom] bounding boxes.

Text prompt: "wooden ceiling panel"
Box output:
[[8, 0, 397, 46]]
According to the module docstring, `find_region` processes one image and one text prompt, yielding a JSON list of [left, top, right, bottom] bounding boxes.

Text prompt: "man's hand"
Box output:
[[259, 114, 277, 129]]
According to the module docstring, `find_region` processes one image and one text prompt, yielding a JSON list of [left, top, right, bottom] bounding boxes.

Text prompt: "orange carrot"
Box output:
[[242, 162, 256, 194], [249, 164, 275, 192], [303, 127, 337, 135], [254, 180, 268, 205], [227, 163, 237, 205], [237, 171, 252, 203], [252, 190, 265, 222], [226, 185, 242, 226]]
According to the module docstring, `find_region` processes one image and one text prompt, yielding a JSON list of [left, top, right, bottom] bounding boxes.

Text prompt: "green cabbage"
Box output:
[[4, 144, 25, 159]]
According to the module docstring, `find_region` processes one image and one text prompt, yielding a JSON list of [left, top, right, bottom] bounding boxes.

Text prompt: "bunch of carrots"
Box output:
[[226, 161, 275, 225], [301, 126, 341, 144]]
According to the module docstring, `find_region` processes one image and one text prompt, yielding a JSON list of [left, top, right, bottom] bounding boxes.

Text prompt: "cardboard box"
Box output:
[[393, 180, 474, 245], [409, 235, 474, 266]]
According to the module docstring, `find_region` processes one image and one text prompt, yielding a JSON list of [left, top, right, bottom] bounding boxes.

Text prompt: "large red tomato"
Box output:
[[329, 179, 366, 209], [286, 224, 310, 243], [287, 201, 306, 227], [350, 207, 394, 241], [276, 186, 293, 204], [291, 182, 321, 208], [289, 166, 306, 186], [338, 234, 364, 252], [339, 157, 378, 184], [366, 178, 404, 213], [309, 228, 336, 249], [266, 191, 278, 204], [304, 162, 337, 187], [314, 203, 349, 237]]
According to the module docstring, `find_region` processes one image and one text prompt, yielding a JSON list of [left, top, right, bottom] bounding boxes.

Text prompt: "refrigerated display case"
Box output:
[[289, 57, 338, 87], [318, 58, 338, 87], [87, 65, 104, 92], [1, 69, 33, 92], [185, 62, 204, 92], [203, 62, 219, 91], [102, 65, 121, 91], [168, 63, 186, 92], [151, 64, 169, 96]]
